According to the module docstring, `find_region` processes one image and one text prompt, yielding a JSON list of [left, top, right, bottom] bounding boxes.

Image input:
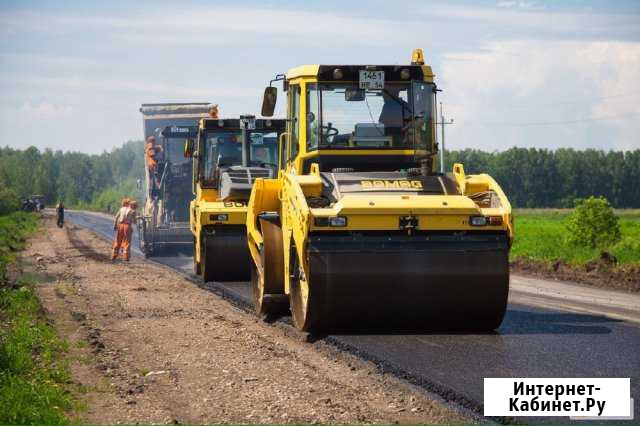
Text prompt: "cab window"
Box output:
[[307, 84, 319, 151], [289, 85, 300, 160]]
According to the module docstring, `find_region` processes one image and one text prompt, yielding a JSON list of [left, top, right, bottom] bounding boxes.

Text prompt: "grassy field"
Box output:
[[511, 209, 640, 266], [0, 212, 74, 425]]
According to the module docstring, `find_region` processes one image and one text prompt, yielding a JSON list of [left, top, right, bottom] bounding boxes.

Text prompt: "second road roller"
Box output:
[[246, 49, 514, 332], [186, 115, 286, 282]]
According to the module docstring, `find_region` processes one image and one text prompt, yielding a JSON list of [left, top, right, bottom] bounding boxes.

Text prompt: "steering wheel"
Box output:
[[321, 124, 339, 140]]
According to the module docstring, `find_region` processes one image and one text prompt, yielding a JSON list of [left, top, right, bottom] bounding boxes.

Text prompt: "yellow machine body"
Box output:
[[248, 50, 513, 331], [189, 117, 286, 281]]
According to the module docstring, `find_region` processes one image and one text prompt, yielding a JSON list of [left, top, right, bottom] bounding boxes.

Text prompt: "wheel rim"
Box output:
[[251, 261, 265, 314], [289, 247, 311, 330]]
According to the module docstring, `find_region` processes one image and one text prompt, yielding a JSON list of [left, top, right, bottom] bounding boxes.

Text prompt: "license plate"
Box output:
[[359, 70, 384, 89]]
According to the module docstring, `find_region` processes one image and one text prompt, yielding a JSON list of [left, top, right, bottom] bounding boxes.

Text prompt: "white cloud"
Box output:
[[1, 7, 407, 48], [425, 5, 639, 40], [440, 40, 640, 151], [1, 3, 639, 153], [496, 1, 543, 11], [0, 53, 98, 69], [18, 101, 73, 120], [1, 73, 258, 98]]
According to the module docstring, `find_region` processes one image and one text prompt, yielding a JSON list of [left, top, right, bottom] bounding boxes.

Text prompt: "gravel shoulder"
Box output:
[[511, 258, 640, 293], [26, 213, 464, 424]]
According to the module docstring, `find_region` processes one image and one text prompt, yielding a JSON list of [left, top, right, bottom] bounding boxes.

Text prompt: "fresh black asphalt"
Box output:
[[66, 210, 639, 421]]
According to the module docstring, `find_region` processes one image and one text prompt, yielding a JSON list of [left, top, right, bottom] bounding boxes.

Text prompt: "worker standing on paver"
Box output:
[[112, 198, 136, 262], [145, 136, 163, 188]]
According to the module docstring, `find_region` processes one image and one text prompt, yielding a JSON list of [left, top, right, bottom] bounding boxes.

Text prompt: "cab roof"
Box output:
[[200, 117, 286, 131], [286, 64, 434, 82]]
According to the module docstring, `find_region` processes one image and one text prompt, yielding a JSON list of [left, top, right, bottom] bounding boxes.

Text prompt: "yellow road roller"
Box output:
[[185, 115, 286, 282], [247, 49, 514, 331]]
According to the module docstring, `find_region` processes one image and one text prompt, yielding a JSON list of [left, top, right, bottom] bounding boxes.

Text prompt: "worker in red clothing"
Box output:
[[111, 198, 136, 261]]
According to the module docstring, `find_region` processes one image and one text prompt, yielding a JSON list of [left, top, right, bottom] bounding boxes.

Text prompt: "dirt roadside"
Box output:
[[511, 258, 640, 293], [24, 214, 465, 424]]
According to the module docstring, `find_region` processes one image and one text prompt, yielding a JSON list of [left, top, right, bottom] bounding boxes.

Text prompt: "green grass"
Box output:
[[0, 212, 75, 425], [0, 212, 39, 282], [511, 209, 640, 266]]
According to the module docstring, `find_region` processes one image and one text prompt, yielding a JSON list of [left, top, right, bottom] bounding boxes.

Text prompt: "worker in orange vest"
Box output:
[[145, 135, 163, 194], [128, 200, 138, 243], [145, 136, 163, 172], [111, 198, 137, 261]]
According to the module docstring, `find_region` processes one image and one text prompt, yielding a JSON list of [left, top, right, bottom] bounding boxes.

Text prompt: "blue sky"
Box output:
[[0, 0, 638, 153]]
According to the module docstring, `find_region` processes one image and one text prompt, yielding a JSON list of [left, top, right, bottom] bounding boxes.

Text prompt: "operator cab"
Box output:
[[157, 125, 196, 179], [261, 52, 439, 175], [192, 117, 286, 200], [153, 125, 198, 222]]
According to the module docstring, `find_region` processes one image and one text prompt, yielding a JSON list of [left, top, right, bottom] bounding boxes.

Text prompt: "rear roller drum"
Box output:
[[251, 262, 288, 317], [289, 243, 325, 332], [252, 218, 288, 317]]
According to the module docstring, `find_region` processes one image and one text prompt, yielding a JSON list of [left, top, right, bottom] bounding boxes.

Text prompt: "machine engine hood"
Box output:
[[322, 171, 461, 200]]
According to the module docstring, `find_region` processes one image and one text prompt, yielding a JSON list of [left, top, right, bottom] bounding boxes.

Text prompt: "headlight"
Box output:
[[329, 216, 347, 227], [469, 216, 487, 226], [210, 214, 228, 221], [314, 216, 347, 227]]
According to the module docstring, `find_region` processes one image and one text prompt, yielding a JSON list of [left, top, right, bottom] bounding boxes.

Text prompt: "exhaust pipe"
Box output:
[[240, 115, 256, 167]]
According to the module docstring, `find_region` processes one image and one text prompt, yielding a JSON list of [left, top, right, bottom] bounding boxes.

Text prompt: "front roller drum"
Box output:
[[201, 226, 251, 282], [289, 232, 510, 332], [252, 217, 289, 317]]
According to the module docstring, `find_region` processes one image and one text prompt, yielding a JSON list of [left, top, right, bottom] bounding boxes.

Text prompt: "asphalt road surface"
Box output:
[[66, 210, 639, 420]]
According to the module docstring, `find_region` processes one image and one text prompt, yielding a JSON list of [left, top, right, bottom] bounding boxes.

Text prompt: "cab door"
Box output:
[[286, 84, 301, 173]]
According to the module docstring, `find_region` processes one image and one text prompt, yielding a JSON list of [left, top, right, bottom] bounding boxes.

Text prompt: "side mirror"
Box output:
[[261, 86, 277, 117], [184, 138, 194, 158]]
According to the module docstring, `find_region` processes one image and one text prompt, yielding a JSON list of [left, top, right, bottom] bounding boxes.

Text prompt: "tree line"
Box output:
[[446, 148, 640, 208], [1, 144, 639, 210], [0, 141, 144, 213]]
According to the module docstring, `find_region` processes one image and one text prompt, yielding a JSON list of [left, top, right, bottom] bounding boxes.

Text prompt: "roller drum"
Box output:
[[302, 231, 509, 332], [202, 225, 251, 282]]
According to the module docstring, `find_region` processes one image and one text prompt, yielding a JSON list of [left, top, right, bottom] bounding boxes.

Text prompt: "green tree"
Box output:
[[565, 196, 621, 249]]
